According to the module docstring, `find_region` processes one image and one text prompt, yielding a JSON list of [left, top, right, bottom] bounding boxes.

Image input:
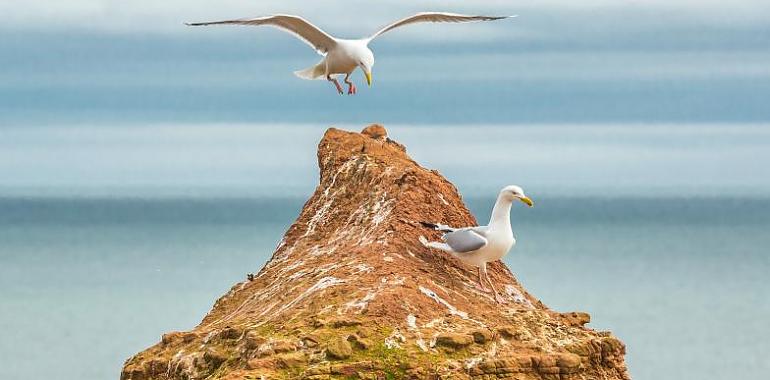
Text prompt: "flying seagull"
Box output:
[[186, 12, 513, 95], [420, 185, 533, 303]]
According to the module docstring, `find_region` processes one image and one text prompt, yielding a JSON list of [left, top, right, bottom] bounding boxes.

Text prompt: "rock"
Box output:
[[330, 361, 375, 376], [327, 317, 361, 328], [325, 336, 353, 360], [565, 340, 595, 357], [256, 342, 274, 358], [276, 352, 307, 369], [203, 348, 227, 368], [476, 358, 497, 374], [361, 124, 387, 140], [532, 354, 558, 369], [347, 334, 372, 350], [244, 331, 266, 350], [246, 357, 276, 370], [556, 353, 582, 372], [161, 331, 196, 345], [216, 326, 242, 340], [143, 358, 168, 376], [434, 333, 474, 349], [121, 126, 629, 380], [497, 325, 527, 340], [560, 311, 591, 327], [271, 339, 297, 354], [304, 364, 331, 376], [471, 329, 494, 344], [301, 334, 320, 348]]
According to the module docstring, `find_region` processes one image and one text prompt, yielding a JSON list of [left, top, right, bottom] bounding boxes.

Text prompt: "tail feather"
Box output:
[[294, 61, 325, 80], [419, 235, 453, 253]]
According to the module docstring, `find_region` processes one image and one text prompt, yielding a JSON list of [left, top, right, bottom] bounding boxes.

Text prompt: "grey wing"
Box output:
[[368, 12, 512, 41], [443, 229, 488, 253], [186, 14, 337, 55], [470, 226, 489, 236]]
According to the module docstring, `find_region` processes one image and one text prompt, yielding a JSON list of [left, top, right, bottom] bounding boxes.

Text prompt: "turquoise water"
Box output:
[[1, 197, 768, 379]]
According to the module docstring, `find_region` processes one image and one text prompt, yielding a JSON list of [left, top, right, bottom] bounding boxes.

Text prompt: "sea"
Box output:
[[1, 124, 769, 379]]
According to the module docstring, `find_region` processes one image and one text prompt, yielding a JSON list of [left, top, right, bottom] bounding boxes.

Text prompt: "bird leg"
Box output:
[[476, 267, 491, 292], [481, 264, 506, 304], [327, 75, 343, 95], [344, 73, 356, 95]]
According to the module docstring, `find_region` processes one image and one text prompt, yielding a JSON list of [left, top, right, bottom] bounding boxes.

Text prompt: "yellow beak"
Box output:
[[519, 196, 534, 207], [365, 71, 372, 86]]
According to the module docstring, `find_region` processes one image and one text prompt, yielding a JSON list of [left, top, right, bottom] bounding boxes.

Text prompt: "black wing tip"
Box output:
[[487, 15, 516, 20], [420, 221, 440, 229], [185, 21, 225, 26]]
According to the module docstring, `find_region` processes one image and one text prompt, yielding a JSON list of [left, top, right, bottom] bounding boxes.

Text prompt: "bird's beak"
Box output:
[[365, 71, 372, 86], [519, 196, 534, 207]]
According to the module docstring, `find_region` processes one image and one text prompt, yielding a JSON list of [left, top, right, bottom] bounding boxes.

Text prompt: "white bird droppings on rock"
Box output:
[[419, 286, 469, 319]]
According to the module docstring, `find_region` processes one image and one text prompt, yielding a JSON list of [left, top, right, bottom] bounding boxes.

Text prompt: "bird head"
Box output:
[[500, 185, 533, 207], [357, 48, 375, 86]]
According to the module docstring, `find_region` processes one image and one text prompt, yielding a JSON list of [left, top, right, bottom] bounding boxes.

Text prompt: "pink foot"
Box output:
[[328, 77, 344, 95], [347, 83, 357, 95]]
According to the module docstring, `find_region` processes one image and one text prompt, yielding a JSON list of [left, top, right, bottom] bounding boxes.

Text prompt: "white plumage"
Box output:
[[186, 12, 514, 94], [420, 185, 533, 303]]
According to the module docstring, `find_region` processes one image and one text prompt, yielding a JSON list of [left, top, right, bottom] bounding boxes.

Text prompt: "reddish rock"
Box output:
[[360, 123, 387, 140], [121, 126, 629, 380], [276, 352, 308, 369], [160, 331, 196, 345], [556, 352, 582, 373], [325, 336, 353, 360], [244, 331, 266, 350], [434, 333, 474, 349], [271, 339, 297, 354], [346, 334, 372, 350], [471, 329, 494, 344], [216, 326, 242, 340], [560, 311, 591, 327], [246, 357, 276, 370]]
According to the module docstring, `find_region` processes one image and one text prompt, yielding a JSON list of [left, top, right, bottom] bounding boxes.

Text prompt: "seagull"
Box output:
[[420, 185, 533, 303], [186, 12, 513, 95]]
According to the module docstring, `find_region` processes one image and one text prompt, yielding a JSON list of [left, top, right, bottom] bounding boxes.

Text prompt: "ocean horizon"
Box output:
[[1, 194, 768, 379], [3, 123, 770, 199]]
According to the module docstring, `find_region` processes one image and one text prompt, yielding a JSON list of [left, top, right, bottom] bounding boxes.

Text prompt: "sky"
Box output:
[[1, 1, 769, 196], [2, 0, 770, 125], [2, 123, 769, 198]]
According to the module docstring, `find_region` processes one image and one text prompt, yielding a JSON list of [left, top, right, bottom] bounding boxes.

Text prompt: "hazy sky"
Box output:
[[2, 0, 769, 125], [1, 1, 769, 196], [2, 123, 769, 197]]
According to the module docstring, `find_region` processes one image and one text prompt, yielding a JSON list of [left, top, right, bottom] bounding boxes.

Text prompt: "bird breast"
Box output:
[[481, 230, 515, 262], [326, 41, 363, 74]]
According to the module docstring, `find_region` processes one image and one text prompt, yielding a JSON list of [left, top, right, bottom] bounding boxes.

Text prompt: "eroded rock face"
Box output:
[[121, 126, 630, 380]]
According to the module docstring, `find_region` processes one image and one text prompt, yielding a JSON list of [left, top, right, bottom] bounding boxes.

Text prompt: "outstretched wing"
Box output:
[[368, 12, 512, 41], [186, 14, 337, 55], [444, 228, 488, 253]]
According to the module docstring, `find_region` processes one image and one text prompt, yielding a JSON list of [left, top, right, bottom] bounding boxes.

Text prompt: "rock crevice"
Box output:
[[122, 125, 629, 380]]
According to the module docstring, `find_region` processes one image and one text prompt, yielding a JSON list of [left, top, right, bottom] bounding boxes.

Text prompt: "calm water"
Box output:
[[1, 196, 768, 380]]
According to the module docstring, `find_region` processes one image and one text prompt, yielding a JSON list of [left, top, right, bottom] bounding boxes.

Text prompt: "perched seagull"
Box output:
[[420, 185, 533, 303], [186, 12, 513, 95]]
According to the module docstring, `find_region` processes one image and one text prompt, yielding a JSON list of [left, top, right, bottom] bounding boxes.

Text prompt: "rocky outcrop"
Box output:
[[121, 125, 629, 379]]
